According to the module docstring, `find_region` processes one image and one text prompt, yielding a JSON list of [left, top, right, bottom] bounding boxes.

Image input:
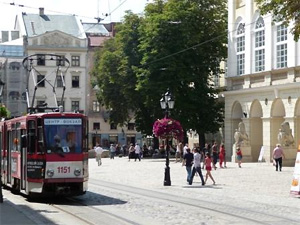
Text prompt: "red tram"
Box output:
[[0, 112, 89, 197]]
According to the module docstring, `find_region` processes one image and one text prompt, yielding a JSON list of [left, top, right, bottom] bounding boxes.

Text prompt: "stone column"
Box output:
[[224, 117, 233, 162], [262, 117, 271, 163]]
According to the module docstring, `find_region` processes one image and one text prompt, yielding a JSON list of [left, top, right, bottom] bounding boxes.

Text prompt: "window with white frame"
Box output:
[[56, 55, 66, 66], [236, 23, 245, 75], [276, 24, 287, 68], [56, 75, 65, 87], [37, 54, 45, 66], [71, 101, 80, 112], [37, 75, 45, 87], [71, 56, 80, 67], [93, 122, 100, 130], [254, 17, 265, 72], [93, 101, 100, 112], [72, 76, 79, 88], [57, 100, 65, 110], [37, 100, 45, 106]]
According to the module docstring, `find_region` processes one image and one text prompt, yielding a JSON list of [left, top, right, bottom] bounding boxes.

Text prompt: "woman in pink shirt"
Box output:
[[204, 152, 216, 185], [219, 143, 226, 168], [272, 144, 285, 171]]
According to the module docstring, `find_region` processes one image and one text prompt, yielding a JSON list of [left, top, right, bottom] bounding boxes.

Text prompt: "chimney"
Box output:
[[39, 7, 44, 16]]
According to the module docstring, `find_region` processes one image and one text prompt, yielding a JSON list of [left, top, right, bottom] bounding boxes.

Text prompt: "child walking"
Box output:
[[204, 152, 216, 185]]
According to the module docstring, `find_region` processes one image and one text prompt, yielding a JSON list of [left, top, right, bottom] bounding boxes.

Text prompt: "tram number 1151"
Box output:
[[57, 166, 71, 173]]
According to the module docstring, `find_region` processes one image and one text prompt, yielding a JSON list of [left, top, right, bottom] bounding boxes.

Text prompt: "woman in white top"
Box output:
[[94, 144, 103, 166]]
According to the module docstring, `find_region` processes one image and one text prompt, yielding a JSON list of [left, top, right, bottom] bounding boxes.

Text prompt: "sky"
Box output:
[[0, 0, 152, 30]]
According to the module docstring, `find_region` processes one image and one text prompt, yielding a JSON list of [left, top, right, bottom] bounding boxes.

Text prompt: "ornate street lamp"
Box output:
[[160, 90, 174, 186], [0, 79, 5, 203]]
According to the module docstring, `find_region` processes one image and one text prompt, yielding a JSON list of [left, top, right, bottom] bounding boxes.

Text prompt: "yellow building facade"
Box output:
[[224, 0, 300, 166]]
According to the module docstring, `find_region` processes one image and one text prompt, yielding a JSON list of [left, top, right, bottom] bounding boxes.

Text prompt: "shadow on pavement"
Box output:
[[75, 191, 127, 206], [27, 191, 127, 206]]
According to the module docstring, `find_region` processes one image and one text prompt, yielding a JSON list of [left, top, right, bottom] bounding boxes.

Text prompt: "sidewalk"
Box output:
[[0, 199, 36, 225]]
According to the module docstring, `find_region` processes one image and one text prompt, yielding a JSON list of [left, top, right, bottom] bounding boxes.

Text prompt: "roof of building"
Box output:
[[88, 36, 110, 47], [82, 23, 109, 36], [22, 13, 85, 38]]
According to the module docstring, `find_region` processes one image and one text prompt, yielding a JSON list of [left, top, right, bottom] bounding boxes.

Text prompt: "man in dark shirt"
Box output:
[[183, 148, 194, 183]]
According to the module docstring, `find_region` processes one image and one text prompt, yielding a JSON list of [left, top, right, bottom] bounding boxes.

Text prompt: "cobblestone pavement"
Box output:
[[87, 156, 300, 224], [2, 157, 299, 225]]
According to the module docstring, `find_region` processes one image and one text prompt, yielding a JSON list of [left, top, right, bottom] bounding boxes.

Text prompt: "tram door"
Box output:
[[20, 129, 26, 190], [7, 128, 12, 184]]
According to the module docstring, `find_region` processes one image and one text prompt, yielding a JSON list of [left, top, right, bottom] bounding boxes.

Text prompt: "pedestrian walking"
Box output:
[[128, 143, 135, 161], [175, 142, 183, 163], [134, 143, 141, 161], [201, 143, 210, 169], [183, 143, 189, 156], [212, 142, 218, 170], [94, 143, 103, 166], [204, 152, 216, 185], [110, 144, 116, 159], [182, 148, 193, 183], [219, 143, 226, 168], [189, 148, 205, 185], [272, 143, 285, 171], [236, 147, 243, 168]]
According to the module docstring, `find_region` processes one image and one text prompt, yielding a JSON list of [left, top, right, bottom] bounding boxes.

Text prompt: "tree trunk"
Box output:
[[198, 133, 205, 149], [153, 136, 159, 150]]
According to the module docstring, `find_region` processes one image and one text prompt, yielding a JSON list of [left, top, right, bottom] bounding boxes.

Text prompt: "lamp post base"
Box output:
[[164, 166, 171, 186], [164, 143, 171, 186]]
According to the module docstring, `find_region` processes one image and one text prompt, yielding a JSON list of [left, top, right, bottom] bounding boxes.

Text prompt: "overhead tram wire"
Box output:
[[0, 0, 130, 38], [0, 0, 129, 24]]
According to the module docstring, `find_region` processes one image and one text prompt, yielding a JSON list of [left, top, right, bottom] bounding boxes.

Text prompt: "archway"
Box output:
[[231, 101, 243, 138], [270, 98, 285, 157], [250, 100, 263, 161]]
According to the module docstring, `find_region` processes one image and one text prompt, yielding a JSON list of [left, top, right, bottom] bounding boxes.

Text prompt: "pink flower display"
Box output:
[[153, 117, 184, 141]]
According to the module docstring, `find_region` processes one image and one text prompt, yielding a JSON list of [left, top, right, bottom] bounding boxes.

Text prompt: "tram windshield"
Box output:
[[44, 118, 82, 154]]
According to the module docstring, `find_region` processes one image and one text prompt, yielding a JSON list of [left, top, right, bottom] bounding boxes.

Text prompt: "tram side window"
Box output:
[[38, 118, 45, 153], [28, 120, 36, 154], [0, 131, 2, 151], [8, 130, 17, 152], [16, 129, 21, 151]]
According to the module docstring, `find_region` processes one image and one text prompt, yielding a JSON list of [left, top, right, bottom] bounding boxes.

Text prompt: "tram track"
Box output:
[[51, 197, 141, 225], [3, 178, 299, 225], [87, 179, 300, 225]]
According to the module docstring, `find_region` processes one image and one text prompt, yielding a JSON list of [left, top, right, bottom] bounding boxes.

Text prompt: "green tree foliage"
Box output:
[[92, 0, 227, 144], [256, 0, 300, 41]]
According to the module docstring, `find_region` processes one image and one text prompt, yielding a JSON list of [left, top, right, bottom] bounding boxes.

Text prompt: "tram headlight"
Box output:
[[47, 169, 54, 177], [74, 168, 81, 176]]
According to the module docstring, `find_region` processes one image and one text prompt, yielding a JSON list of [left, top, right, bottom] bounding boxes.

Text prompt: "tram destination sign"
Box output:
[[44, 118, 82, 125], [27, 159, 45, 179]]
